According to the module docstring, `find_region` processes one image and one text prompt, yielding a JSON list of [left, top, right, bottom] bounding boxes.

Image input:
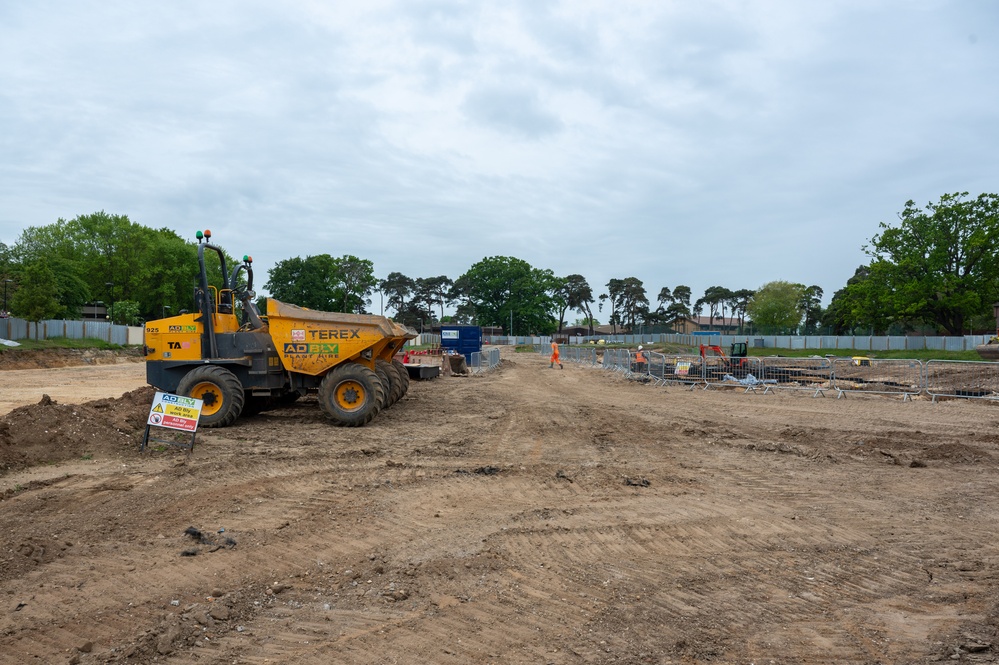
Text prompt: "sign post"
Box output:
[[141, 392, 204, 453]]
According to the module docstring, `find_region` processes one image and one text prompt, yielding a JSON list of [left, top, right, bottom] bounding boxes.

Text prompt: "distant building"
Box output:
[[559, 325, 591, 336], [670, 315, 741, 334], [81, 303, 109, 320], [558, 324, 629, 336]]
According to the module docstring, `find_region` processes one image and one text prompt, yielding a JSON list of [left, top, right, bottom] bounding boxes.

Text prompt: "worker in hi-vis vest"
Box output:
[[634, 345, 648, 373]]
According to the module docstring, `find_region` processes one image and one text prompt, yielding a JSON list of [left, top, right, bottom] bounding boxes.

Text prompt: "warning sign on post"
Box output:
[[148, 392, 204, 432]]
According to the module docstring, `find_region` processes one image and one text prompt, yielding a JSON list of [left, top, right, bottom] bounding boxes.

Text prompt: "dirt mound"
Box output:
[[7, 349, 999, 663], [0, 386, 155, 475], [0, 346, 142, 370], [922, 442, 993, 463]]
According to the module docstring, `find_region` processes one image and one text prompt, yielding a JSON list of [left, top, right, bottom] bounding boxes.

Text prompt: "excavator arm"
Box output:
[[699, 344, 728, 360]]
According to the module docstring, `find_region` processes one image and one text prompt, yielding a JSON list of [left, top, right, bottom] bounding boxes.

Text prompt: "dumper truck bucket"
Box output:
[[267, 299, 416, 376]]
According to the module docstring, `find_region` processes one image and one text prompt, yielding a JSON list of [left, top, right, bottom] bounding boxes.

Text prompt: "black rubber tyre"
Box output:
[[392, 358, 410, 396], [176, 365, 245, 428], [374, 364, 393, 410], [376, 359, 403, 406], [318, 363, 384, 427]]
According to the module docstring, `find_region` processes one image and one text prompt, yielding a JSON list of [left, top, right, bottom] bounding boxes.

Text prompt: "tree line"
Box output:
[[1, 192, 996, 335]]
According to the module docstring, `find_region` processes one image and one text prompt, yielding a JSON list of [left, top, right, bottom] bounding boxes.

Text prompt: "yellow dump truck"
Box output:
[[143, 231, 415, 427]]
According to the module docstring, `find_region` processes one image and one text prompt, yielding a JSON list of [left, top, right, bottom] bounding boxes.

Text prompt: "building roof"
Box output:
[[677, 315, 741, 327]]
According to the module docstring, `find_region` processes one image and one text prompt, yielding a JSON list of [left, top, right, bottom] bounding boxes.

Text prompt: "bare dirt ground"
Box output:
[[3, 347, 999, 664]]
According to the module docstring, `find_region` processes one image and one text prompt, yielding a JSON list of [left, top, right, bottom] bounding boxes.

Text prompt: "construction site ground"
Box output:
[[2, 346, 999, 664]]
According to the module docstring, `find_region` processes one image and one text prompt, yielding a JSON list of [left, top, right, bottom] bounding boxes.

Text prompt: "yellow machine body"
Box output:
[[143, 302, 244, 363], [267, 299, 411, 375], [143, 234, 416, 428]]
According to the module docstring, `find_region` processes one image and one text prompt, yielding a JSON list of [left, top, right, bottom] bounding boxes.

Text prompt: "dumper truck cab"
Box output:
[[144, 231, 416, 427]]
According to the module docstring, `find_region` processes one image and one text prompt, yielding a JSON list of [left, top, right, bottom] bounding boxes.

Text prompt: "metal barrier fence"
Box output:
[[405, 333, 441, 347], [601, 348, 631, 373], [556, 333, 990, 352], [561, 347, 598, 365], [830, 358, 923, 400], [925, 360, 999, 402], [535, 345, 599, 366], [759, 357, 832, 396], [700, 355, 769, 391], [643, 352, 703, 388], [530, 344, 999, 402], [469, 348, 502, 374], [1, 316, 131, 345]]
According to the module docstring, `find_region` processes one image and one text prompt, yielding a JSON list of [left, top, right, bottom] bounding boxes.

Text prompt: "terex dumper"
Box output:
[[143, 231, 416, 427]]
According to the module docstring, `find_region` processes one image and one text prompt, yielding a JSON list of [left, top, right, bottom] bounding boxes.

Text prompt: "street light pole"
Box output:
[[105, 282, 114, 324]]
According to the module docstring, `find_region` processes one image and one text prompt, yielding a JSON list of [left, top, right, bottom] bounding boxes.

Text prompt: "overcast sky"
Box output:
[[1, 1, 996, 317]]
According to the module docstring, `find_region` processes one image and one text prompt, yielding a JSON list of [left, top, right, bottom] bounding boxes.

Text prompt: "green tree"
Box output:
[[691, 297, 704, 318], [658, 284, 693, 328], [415, 275, 454, 322], [551, 274, 594, 333], [138, 229, 201, 321], [112, 300, 142, 326], [673, 285, 692, 309], [265, 254, 377, 314], [381, 272, 433, 327], [728, 288, 755, 333], [663, 302, 690, 327], [623, 279, 649, 329], [44, 256, 92, 319], [552, 277, 571, 333], [656, 286, 672, 308], [746, 281, 805, 334], [798, 285, 824, 334], [447, 275, 478, 325], [857, 192, 999, 335], [12, 213, 205, 322], [264, 255, 337, 310], [10, 261, 61, 322], [603, 277, 648, 332], [824, 265, 896, 335], [823, 266, 886, 334], [380, 272, 416, 316], [564, 274, 595, 334], [332, 255, 378, 313], [457, 256, 560, 335], [699, 286, 734, 330], [598, 292, 616, 332], [0, 241, 13, 278], [16, 211, 142, 306], [396, 301, 433, 328]]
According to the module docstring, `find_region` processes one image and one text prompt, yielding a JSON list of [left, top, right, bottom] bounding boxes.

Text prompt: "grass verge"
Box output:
[[0, 337, 126, 352]]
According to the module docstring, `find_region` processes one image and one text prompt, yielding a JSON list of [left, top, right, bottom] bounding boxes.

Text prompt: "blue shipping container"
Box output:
[[440, 325, 483, 362]]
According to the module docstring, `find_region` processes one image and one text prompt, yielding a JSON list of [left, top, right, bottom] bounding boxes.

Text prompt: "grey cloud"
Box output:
[[462, 85, 563, 138], [1, 1, 998, 311]]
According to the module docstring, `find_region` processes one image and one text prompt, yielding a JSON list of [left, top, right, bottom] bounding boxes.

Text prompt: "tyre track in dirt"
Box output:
[[4, 350, 999, 663], [190, 359, 997, 662]]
